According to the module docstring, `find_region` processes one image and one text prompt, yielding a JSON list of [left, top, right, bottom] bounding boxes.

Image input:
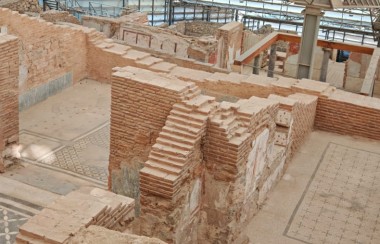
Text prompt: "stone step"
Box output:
[[161, 126, 199, 140], [234, 127, 249, 137], [166, 121, 200, 135], [170, 109, 208, 123], [140, 167, 180, 185], [145, 160, 182, 175], [151, 143, 190, 158], [197, 101, 219, 115], [149, 154, 185, 168], [156, 137, 193, 151], [158, 131, 197, 145], [150, 150, 188, 164], [185, 95, 215, 109], [172, 103, 193, 114], [167, 114, 204, 129], [183, 88, 202, 100]]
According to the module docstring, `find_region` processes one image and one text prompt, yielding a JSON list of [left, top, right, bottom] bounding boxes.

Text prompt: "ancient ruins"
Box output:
[[0, 0, 379, 243]]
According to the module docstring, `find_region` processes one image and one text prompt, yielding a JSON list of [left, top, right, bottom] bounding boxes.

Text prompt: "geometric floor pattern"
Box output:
[[39, 125, 110, 183], [285, 143, 380, 244], [0, 208, 29, 244]]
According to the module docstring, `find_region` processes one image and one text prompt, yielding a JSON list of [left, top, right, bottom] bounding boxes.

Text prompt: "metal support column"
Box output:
[[253, 55, 261, 75], [319, 48, 331, 82], [268, 44, 277, 78], [297, 7, 324, 79], [168, 0, 174, 25]]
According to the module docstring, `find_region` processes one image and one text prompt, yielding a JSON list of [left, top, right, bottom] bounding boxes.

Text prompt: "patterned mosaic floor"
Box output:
[[40, 125, 110, 182], [0, 207, 29, 244], [285, 143, 380, 244], [20, 124, 110, 184]]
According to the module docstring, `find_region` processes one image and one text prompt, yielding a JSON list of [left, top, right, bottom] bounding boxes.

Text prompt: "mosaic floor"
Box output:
[[18, 80, 111, 185], [285, 143, 380, 244], [0, 207, 29, 244], [20, 123, 109, 184], [39, 124, 109, 182], [0, 193, 42, 244]]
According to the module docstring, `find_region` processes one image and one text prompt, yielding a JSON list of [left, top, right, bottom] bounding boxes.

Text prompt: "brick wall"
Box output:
[[0, 8, 87, 109], [183, 21, 224, 37], [118, 23, 218, 63], [0, 0, 41, 13], [202, 97, 278, 242], [216, 22, 243, 70], [0, 9, 87, 91], [314, 90, 380, 140], [109, 66, 199, 206], [0, 34, 19, 171], [108, 65, 320, 243], [167, 67, 380, 141]]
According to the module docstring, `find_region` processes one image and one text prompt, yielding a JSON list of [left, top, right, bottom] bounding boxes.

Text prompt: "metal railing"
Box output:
[[42, 0, 127, 18]]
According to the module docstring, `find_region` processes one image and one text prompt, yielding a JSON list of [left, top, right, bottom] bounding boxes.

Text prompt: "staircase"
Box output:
[[140, 91, 218, 199]]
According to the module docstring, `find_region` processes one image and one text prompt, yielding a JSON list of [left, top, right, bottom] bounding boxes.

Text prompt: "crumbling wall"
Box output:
[[167, 66, 380, 141], [68, 225, 166, 244], [184, 21, 223, 37], [107, 64, 320, 243], [242, 30, 264, 53], [344, 52, 371, 93], [86, 29, 225, 84], [201, 97, 278, 243], [0, 34, 20, 172], [82, 15, 121, 38], [118, 23, 218, 63], [81, 13, 148, 39], [216, 22, 243, 70], [0, 8, 87, 110], [0, 0, 40, 13], [40, 10, 80, 24], [109, 67, 199, 215]]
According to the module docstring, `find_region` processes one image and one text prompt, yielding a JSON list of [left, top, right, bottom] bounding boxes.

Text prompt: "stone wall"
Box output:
[[167, 66, 380, 141], [0, 8, 87, 110], [68, 225, 166, 244], [40, 10, 80, 24], [118, 23, 218, 63], [86, 29, 226, 84], [0, 34, 20, 172], [109, 66, 198, 210], [216, 22, 243, 70], [344, 52, 371, 93], [185, 21, 223, 36], [0, 0, 40, 13], [108, 64, 319, 243], [81, 13, 148, 39]]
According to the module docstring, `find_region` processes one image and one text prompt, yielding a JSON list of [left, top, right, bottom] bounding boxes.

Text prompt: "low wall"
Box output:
[[0, 34, 20, 171], [166, 66, 380, 141], [0, 0, 40, 13]]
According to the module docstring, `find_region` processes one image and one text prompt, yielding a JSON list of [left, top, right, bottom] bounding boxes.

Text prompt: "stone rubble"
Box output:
[[16, 187, 135, 244]]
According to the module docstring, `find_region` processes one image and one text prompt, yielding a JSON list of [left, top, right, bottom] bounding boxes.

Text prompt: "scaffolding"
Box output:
[[122, 0, 376, 45], [42, 0, 377, 45]]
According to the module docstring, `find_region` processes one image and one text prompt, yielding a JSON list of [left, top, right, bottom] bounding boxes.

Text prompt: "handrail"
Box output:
[[42, 0, 127, 18], [234, 32, 375, 65]]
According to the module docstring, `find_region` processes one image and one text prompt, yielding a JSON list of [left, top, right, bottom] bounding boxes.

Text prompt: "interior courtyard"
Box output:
[[0, 0, 379, 243]]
